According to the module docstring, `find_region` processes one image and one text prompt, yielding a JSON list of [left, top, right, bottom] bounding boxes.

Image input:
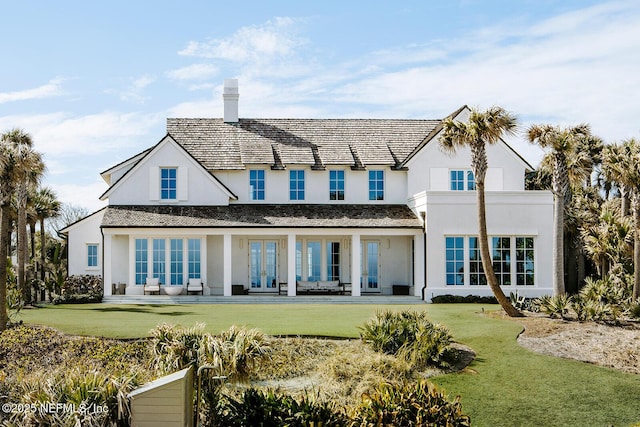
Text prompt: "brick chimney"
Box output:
[[223, 79, 239, 123]]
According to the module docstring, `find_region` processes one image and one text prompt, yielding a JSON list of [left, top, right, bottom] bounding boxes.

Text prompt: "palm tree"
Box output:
[[527, 124, 596, 295], [33, 186, 61, 282], [440, 106, 522, 317], [602, 139, 640, 299], [0, 133, 20, 330], [4, 131, 46, 304]]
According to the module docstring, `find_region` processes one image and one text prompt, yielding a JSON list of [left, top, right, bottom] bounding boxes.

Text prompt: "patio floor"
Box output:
[[102, 294, 425, 305]]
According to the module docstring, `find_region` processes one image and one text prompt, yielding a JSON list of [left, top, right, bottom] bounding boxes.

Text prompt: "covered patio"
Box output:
[[100, 204, 425, 298]]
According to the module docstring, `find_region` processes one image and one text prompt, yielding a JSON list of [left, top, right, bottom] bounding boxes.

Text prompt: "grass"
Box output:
[[17, 303, 640, 426]]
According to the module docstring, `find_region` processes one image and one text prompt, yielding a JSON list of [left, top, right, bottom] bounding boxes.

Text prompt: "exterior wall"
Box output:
[[406, 136, 528, 196], [107, 139, 231, 206], [111, 235, 129, 286], [65, 210, 105, 276], [207, 235, 224, 295], [217, 166, 408, 205], [422, 191, 554, 299]]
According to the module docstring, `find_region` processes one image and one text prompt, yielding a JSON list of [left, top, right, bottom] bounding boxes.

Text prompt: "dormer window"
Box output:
[[160, 167, 177, 200], [450, 170, 475, 191]]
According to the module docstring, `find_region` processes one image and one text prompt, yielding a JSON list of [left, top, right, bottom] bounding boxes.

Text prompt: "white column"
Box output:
[[351, 233, 361, 297], [223, 233, 232, 296], [103, 233, 112, 296], [413, 233, 425, 298], [287, 233, 297, 296]]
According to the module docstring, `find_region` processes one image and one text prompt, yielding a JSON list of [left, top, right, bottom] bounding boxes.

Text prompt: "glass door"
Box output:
[[250, 240, 278, 291], [361, 240, 380, 292]]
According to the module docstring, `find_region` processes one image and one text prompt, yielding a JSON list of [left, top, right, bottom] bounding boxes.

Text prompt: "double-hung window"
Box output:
[[135, 239, 148, 285], [445, 237, 464, 285], [250, 170, 265, 200], [160, 167, 177, 200], [329, 170, 345, 200], [188, 239, 201, 279], [152, 239, 166, 284], [469, 237, 486, 286], [170, 239, 184, 285], [368, 170, 384, 200], [450, 170, 475, 191], [492, 237, 511, 286], [289, 170, 305, 200], [516, 237, 535, 286], [87, 244, 98, 268]]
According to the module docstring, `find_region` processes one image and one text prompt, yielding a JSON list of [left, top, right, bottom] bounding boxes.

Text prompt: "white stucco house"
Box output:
[[62, 79, 554, 300]]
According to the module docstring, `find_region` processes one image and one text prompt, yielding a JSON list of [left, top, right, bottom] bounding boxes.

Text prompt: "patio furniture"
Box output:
[[297, 280, 341, 294], [187, 278, 204, 295], [164, 285, 184, 296], [144, 277, 160, 295]]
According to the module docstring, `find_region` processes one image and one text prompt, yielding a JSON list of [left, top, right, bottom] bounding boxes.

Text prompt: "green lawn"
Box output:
[[17, 303, 640, 427]]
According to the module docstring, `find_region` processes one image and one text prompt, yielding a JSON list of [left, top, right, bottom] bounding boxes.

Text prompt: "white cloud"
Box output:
[[0, 78, 64, 104], [328, 1, 640, 144], [178, 17, 304, 63], [0, 111, 162, 156], [106, 74, 156, 104], [166, 64, 219, 81]]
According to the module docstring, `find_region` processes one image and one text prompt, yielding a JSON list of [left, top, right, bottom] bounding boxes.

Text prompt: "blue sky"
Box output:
[[1, 0, 639, 211]]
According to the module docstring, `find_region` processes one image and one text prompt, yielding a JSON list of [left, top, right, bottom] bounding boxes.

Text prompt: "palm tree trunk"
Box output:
[[0, 206, 8, 330], [476, 180, 522, 317], [18, 197, 29, 303], [29, 222, 36, 262], [40, 218, 46, 282], [633, 194, 640, 300], [553, 192, 565, 295]]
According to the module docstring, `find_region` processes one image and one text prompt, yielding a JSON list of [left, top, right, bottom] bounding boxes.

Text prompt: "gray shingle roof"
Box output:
[[101, 204, 423, 229], [166, 118, 440, 170]]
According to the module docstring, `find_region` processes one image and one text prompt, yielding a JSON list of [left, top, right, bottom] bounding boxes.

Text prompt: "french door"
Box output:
[[361, 240, 380, 292], [249, 240, 278, 291]]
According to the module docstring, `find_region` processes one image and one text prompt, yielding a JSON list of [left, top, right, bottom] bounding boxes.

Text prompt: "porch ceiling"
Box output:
[[101, 204, 423, 229]]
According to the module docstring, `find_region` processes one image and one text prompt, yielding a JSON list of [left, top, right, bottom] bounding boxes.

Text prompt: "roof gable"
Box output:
[[99, 134, 237, 201]]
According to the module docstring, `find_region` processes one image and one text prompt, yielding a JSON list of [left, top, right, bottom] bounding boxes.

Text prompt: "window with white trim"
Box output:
[[368, 170, 384, 200], [329, 170, 345, 200], [445, 236, 464, 285], [160, 167, 177, 200], [289, 170, 305, 200], [250, 169, 265, 200], [450, 170, 475, 191], [87, 244, 98, 268]]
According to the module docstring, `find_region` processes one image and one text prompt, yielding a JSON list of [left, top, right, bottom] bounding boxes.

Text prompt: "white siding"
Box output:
[[107, 138, 231, 206], [217, 166, 407, 204], [424, 191, 554, 299], [65, 210, 105, 276]]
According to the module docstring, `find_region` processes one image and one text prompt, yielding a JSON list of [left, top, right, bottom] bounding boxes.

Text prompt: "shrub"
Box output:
[[52, 274, 103, 304], [537, 294, 572, 319], [150, 323, 270, 424], [349, 380, 470, 426], [431, 294, 498, 304], [360, 310, 453, 368], [627, 299, 640, 319], [213, 389, 347, 427], [6, 367, 143, 426]]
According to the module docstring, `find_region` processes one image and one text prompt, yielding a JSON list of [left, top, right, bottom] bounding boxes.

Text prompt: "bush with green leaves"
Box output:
[[213, 388, 347, 427], [5, 367, 143, 426], [627, 299, 640, 319], [359, 310, 453, 368], [349, 380, 470, 426], [52, 274, 103, 304], [431, 294, 498, 304], [537, 294, 572, 319], [150, 322, 270, 425]]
